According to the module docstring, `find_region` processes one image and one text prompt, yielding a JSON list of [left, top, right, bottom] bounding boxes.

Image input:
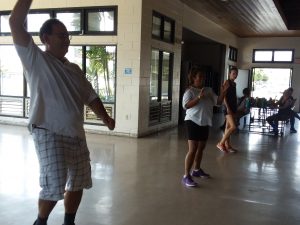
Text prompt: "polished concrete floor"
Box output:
[[1, 116, 300, 225]]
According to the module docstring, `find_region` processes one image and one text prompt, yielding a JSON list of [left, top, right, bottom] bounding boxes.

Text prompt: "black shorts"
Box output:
[[185, 120, 209, 141]]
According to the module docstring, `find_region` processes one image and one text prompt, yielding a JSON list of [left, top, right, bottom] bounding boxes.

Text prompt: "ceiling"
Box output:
[[181, 0, 300, 38]]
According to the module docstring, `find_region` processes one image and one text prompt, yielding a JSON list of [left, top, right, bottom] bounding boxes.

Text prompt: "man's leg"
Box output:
[[290, 115, 297, 133], [64, 190, 83, 225], [34, 200, 57, 225]]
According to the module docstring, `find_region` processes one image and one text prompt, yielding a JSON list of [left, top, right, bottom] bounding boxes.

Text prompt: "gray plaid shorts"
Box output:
[[32, 127, 92, 201]]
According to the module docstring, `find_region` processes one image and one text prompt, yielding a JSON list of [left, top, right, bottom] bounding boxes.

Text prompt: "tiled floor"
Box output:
[[1, 116, 300, 225]]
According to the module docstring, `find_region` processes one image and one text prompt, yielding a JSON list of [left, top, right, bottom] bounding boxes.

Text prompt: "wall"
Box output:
[[238, 37, 300, 111]]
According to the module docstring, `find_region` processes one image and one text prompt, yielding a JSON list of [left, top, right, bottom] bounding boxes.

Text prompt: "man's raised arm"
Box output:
[[9, 0, 32, 46]]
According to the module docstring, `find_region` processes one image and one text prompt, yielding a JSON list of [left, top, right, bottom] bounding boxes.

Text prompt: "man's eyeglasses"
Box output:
[[51, 33, 72, 40]]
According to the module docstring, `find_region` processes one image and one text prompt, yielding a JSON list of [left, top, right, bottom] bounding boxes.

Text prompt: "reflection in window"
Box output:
[[152, 15, 161, 37], [27, 13, 50, 32], [163, 20, 172, 42], [150, 50, 159, 101], [149, 49, 173, 125], [152, 11, 175, 43], [161, 52, 170, 100], [150, 49, 173, 102], [56, 12, 81, 32], [88, 11, 115, 32], [86, 46, 116, 102], [0, 45, 23, 96], [0, 15, 10, 33], [229, 46, 238, 62]]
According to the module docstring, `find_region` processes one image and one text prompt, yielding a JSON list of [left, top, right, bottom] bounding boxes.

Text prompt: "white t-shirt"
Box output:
[[182, 87, 217, 126], [14, 39, 98, 138]]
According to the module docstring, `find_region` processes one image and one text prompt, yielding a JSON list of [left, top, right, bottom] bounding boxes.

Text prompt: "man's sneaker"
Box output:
[[191, 169, 210, 178], [290, 128, 297, 133], [182, 175, 197, 187]]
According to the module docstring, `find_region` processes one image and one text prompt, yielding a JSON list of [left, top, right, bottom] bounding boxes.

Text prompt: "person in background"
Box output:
[[235, 87, 252, 125], [286, 87, 300, 133], [182, 67, 228, 187], [9, 0, 115, 225], [217, 67, 238, 153], [267, 87, 299, 135]]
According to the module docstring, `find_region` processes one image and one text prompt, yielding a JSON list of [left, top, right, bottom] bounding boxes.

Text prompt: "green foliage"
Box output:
[[86, 46, 115, 102], [253, 69, 268, 82]]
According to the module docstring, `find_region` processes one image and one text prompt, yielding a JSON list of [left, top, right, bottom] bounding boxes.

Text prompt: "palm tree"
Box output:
[[86, 46, 114, 101]]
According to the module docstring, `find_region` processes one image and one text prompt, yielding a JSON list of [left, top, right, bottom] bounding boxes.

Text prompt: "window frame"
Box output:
[[27, 10, 52, 35], [150, 49, 174, 102], [0, 6, 118, 36], [151, 11, 175, 44], [54, 9, 84, 35], [0, 13, 11, 35], [229, 46, 238, 62], [252, 49, 294, 63], [84, 6, 118, 35]]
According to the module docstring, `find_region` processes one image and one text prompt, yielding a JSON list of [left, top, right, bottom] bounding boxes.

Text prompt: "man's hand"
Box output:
[[103, 116, 115, 130]]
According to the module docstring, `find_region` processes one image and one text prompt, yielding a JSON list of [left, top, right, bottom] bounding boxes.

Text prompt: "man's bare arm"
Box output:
[[88, 98, 115, 130], [9, 0, 32, 46]]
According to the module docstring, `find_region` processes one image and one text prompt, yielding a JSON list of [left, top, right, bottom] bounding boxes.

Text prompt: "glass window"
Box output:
[[152, 11, 175, 43], [229, 46, 238, 62], [87, 10, 115, 32], [163, 20, 172, 42], [86, 46, 116, 102], [254, 50, 273, 62], [27, 13, 51, 33], [66, 46, 83, 69], [0, 15, 10, 33], [251, 68, 291, 99], [56, 12, 81, 32], [161, 52, 170, 100], [150, 50, 159, 101], [253, 49, 293, 63], [0, 45, 23, 96], [274, 51, 293, 62], [152, 15, 161, 37]]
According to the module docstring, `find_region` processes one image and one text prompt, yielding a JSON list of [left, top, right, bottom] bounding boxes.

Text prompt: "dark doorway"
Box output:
[[179, 28, 226, 124]]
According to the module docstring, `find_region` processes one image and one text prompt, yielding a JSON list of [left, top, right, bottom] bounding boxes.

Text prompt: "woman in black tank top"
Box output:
[[217, 67, 238, 153]]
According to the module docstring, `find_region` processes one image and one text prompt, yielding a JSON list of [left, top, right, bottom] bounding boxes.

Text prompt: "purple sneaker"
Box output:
[[191, 169, 210, 178], [182, 175, 198, 187]]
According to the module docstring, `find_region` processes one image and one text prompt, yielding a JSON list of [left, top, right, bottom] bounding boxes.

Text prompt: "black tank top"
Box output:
[[225, 80, 237, 113]]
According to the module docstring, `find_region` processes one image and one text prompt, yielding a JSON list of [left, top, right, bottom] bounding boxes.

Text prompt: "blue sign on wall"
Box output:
[[124, 68, 132, 75]]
